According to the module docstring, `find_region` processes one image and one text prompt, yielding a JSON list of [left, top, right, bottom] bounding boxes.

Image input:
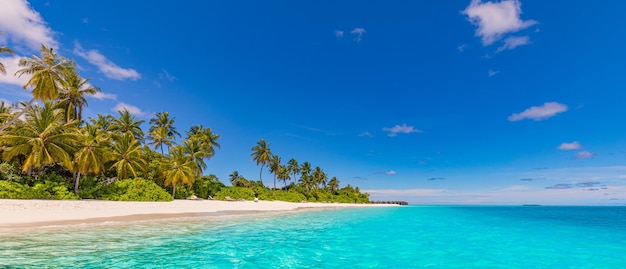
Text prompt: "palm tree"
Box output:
[[0, 102, 78, 174], [269, 155, 281, 189], [163, 145, 196, 198], [299, 161, 312, 190], [109, 133, 146, 179], [251, 139, 272, 185], [149, 126, 175, 155], [0, 101, 14, 125], [312, 166, 327, 190], [328, 176, 339, 194], [183, 138, 207, 177], [57, 69, 99, 123], [277, 165, 291, 188], [72, 123, 112, 194], [287, 158, 299, 186], [109, 109, 145, 142], [0, 45, 73, 132], [187, 125, 220, 156], [149, 112, 179, 154], [229, 170, 241, 187], [89, 114, 115, 132], [0, 38, 15, 75]]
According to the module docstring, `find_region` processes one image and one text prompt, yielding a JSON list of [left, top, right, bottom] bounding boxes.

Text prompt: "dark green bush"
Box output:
[[101, 178, 173, 202], [215, 186, 255, 200], [0, 180, 78, 199], [193, 175, 225, 199]]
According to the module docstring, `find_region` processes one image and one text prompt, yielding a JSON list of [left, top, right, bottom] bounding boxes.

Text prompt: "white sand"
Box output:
[[0, 199, 395, 228]]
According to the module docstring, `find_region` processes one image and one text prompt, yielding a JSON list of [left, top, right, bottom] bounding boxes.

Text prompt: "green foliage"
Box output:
[[0, 179, 78, 199], [101, 178, 173, 201], [193, 174, 225, 199], [0, 162, 22, 182], [77, 175, 107, 199], [173, 185, 192, 199], [215, 186, 255, 200]]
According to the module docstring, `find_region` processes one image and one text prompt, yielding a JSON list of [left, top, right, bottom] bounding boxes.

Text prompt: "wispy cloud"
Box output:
[[73, 41, 141, 81], [508, 102, 568, 121], [385, 170, 397, 175], [88, 91, 117, 101], [558, 141, 582, 150], [0, 0, 58, 51], [358, 131, 373, 138], [488, 69, 500, 77], [457, 44, 469, 52], [159, 69, 176, 82], [575, 150, 596, 160], [350, 27, 366, 43], [112, 102, 146, 116], [496, 35, 531, 53], [462, 0, 537, 46], [297, 125, 335, 136], [520, 178, 546, 181], [334, 30, 344, 38], [382, 123, 422, 137], [427, 177, 446, 181]]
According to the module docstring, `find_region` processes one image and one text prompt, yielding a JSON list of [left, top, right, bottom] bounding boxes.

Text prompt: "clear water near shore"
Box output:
[[1, 206, 625, 268]]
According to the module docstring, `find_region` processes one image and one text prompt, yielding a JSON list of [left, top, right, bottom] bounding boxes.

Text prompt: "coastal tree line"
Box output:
[[0, 44, 369, 203]]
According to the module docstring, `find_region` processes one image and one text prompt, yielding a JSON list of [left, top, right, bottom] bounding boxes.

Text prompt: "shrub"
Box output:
[[193, 175, 225, 199], [0, 180, 78, 199], [215, 187, 255, 200], [101, 178, 173, 202]]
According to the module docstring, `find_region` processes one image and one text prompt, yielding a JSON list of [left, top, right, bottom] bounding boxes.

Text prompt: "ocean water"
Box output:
[[1, 206, 625, 268]]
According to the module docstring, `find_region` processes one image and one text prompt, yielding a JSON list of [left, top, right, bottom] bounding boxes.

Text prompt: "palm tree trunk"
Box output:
[[259, 164, 264, 185], [273, 174, 276, 190], [172, 184, 176, 199], [0, 98, 35, 132], [74, 172, 81, 194]]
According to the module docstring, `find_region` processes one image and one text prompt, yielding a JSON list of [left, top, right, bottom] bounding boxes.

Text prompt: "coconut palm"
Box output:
[[299, 161, 312, 190], [312, 166, 327, 189], [0, 39, 15, 75], [57, 69, 99, 123], [72, 123, 112, 194], [109, 109, 145, 142], [187, 125, 220, 157], [0, 101, 14, 125], [148, 112, 179, 154], [89, 114, 115, 132], [109, 133, 146, 179], [0, 45, 73, 132], [149, 125, 175, 155], [0, 102, 78, 174], [328, 176, 339, 194], [251, 139, 272, 184], [183, 137, 208, 177], [229, 170, 241, 186], [277, 165, 291, 188], [163, 145, 196, 198], [269, 155, 281, 189], [287, 158, 298, 186]]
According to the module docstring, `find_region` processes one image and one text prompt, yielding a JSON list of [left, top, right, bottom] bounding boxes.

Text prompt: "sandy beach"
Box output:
[[0, 199, 396, 228]]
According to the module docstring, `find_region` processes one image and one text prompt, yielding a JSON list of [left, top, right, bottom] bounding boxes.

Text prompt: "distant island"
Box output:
[[0, 45, 370, 204]]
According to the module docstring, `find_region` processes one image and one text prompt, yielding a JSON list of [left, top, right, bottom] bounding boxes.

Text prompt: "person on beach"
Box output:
[[254, 191, 259, 202]]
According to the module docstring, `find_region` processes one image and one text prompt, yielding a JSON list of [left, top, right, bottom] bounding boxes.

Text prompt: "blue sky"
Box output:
[[1, 0, 626, 205]]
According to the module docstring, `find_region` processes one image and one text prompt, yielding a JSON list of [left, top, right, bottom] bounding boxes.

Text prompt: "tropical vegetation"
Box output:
[[0, 43, 370, 203]]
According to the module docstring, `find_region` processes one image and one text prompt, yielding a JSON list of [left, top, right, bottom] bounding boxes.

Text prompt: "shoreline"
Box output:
[[0, 199, 396, 229]]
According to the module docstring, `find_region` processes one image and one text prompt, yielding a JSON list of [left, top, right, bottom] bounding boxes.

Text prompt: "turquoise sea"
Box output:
[[1, 206, 625, 268]]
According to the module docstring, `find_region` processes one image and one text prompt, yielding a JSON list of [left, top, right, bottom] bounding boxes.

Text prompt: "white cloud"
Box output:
[[457, 44, 469, 52], [488, 69, 500, 77], [350, 27, 366, 43], [385, 170, 397, 175], [159, 69, 176, 82], [88, 91, 117, 100], [73, 41, 141, 81], [463, 0, 537, 45], [334, 30, 344, 38], [558, 141, 582, 150], [358, 131, 373, 138], [382, 123, 422, 137], [0, 0, 58, 51], [496, 35, 530, 52], [575, 151, 596, 160], [0, 55, 30, 86], [508, 102, 568, 121], [112, 102, 146, 116]]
